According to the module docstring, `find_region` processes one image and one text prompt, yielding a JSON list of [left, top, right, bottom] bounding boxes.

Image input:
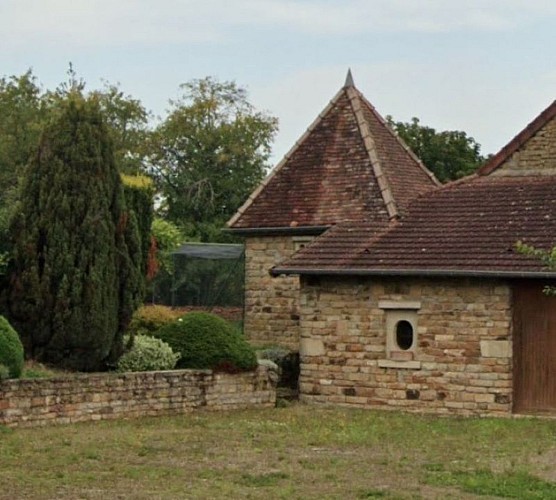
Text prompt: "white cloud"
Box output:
[[2, 0, 222, 50], [237, 0, 518, 34], [3, 0, 556, 51], [2, 0, 553, 164]]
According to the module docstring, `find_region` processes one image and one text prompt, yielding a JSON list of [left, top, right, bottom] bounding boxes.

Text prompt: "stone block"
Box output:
[[480, 340, 512, 358], [390, 350, 414, 361], [378, 360, 422, 370], [474, 393, 495, 403]]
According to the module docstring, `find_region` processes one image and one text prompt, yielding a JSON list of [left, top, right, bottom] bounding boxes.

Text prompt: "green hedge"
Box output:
[[121, 174, 154, 278], [0, 315, 24, 378], [154, 312, 257, 372]]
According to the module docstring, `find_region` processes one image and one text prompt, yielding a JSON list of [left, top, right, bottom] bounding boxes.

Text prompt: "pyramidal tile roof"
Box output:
[[272, 99, 556, 278], [227, 73, 439, 231]]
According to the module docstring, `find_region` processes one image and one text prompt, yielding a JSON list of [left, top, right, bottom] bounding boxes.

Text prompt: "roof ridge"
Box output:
[[356, 90, 440, 187], [227, 87, 346, 228], [478, 99, 556, 176], [346, 86, 399, 220]]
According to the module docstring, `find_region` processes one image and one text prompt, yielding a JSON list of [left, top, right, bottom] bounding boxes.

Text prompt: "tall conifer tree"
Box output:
[[9, 91, 143, 371]]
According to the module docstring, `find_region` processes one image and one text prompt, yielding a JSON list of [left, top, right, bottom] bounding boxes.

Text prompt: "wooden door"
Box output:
[[513, 281, 556, 414]]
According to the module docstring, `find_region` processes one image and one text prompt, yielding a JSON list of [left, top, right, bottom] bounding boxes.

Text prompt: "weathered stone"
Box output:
[[0, 367, 277, 428], [480, 340, 512, 358], [493, 117, 556, 176], [299, 276, 513, 416], [300, 337, 325, 356], [244, 235, 312, 349]]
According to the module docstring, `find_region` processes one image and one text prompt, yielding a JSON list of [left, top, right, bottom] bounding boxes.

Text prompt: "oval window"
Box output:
[[395, 320, 414, 350]]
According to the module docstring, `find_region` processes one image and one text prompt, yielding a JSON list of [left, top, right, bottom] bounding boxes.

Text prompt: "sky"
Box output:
[[2, 0, 555, 163]]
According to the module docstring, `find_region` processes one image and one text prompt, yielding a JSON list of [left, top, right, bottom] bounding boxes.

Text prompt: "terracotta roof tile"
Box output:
[[274, 175, 556, 276], [273, 99, 556, 278], [228, 80, 438, 230]]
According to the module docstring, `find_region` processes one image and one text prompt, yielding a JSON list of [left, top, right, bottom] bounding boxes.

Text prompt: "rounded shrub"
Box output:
[[0, 316, 24, 378], [116, 335, 180, 373], [127, 305, 182, 338], [155, 312, 258, 372], [0, 364, 10, 380]]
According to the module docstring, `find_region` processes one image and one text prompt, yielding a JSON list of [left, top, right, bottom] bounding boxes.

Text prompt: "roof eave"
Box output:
[[224, 225, 330, 236], [270, 266, 556, 279]]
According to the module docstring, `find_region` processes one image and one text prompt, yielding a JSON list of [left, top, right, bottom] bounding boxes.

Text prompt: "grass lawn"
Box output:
[[1, 404, 555, 499]]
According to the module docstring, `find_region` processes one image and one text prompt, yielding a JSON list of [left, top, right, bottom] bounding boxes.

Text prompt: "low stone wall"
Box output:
[[0, 366, 276, 428]]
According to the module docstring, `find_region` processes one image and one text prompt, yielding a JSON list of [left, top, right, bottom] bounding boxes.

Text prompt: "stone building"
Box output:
[[272, 99, 556, 416], [227, 72, 438, 348]]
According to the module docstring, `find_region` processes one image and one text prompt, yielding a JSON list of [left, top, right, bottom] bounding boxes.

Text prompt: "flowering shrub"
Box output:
[[116, 335, 180, 372], [127, 305, 182, 338]]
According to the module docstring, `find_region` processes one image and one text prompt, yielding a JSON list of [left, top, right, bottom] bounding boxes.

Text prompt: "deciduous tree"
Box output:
[[387, 116, 486, 182], [0, 71, 47, 263], [92, 82, 150, 175], [147, 77, 278, 241]]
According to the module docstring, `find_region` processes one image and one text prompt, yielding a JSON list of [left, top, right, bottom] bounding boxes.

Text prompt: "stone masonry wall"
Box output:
[[494, 115, 556, 175], [0, 366, 276, 428], [244, 235, 312, 349], [299, 276, 513, 417]]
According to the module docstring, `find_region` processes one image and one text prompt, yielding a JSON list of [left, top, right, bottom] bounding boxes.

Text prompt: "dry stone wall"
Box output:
[[0, 366, 276, 428], [244, 235, 311, 349], [299, 276, 513, 417]]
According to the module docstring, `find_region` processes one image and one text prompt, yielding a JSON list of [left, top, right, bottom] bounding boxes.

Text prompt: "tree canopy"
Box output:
[[0, 70, 153, 284], [0, 71, 48, 261], [387, 116, 486, 182], [0, 70, 149, 193], [0, 71, 46, 195], [0, 71, 278, 245], [147, 77, 278, 241], [92, 82, 150, 175]]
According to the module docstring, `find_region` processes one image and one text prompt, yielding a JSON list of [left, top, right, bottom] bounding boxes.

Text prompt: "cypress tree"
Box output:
[[8, 92, 143, 371], [121, 174, 155, 278]]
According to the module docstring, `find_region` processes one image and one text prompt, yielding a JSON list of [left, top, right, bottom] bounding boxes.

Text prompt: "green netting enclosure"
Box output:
[[149, 243, 245, 323]]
